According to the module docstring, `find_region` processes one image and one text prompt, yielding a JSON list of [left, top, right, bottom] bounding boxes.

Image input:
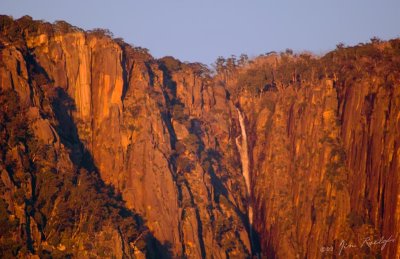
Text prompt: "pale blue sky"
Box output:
[[1, 0, 399, 64]]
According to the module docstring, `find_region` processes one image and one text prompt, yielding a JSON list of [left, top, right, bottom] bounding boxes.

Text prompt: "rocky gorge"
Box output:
[[0, 16, 399, 258]]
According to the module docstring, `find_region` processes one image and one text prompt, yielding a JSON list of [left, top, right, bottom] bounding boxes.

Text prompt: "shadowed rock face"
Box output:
[[0, 16, 399, 258]]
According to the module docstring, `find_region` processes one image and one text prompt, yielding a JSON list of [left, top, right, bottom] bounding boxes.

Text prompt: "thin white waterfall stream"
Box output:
[[235, 108, 254, 238]]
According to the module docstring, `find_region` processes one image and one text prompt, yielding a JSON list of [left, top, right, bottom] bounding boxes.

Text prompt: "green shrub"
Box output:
[[172, 103, 188, 123], [159, 56, 181, 72]]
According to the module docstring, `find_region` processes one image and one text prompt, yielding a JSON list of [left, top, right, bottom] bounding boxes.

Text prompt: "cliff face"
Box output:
[[0, 16, 399, 258], [236, 48, 400, 258], [0, 16, 251, 258]]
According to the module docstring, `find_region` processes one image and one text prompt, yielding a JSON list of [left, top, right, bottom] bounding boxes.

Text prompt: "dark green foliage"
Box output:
[[0, 15, 54, 40], [15, 15, 38, 34], [0, 16, 84, 42], [231, 38, 400, 97], [285, 48, 294, 55], [0, 89, 30, 148], [0, 15, 13, 31], [159, 56, 182, 72], [53, 20, 75, 33], [237, 54, 249, 67], [88, 28, 114, 38], [0, 89, 30, 256], [212, 55, 238, 86], [172, 103, 188, 123], [214, 56, 226, 74], [237, 65, 275, 94], [0, 89, 147, 256]]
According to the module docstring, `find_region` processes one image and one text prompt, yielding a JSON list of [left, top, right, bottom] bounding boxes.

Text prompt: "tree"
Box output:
[[88, 28, 113, 38], [238, 54, 249, 67], [226, 55, 237, 71], [159, 56, 181, 72], [214, 56, 226, 74], [285, 48, 294, 55], [54, 20, 74, 33], [336, 42, 345, 49], [370, 36, 382, 44]]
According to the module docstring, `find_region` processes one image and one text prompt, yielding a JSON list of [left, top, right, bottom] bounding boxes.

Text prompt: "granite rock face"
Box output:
[[236, 51, 400, 258], [0, 16, 251, 258], [0, 16, 399, 258]]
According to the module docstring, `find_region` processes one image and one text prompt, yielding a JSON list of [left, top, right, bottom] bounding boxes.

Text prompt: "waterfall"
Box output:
[[236, 107, 257, 254], [235, 108, 253, 225], [236, 108, 251, 196]]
